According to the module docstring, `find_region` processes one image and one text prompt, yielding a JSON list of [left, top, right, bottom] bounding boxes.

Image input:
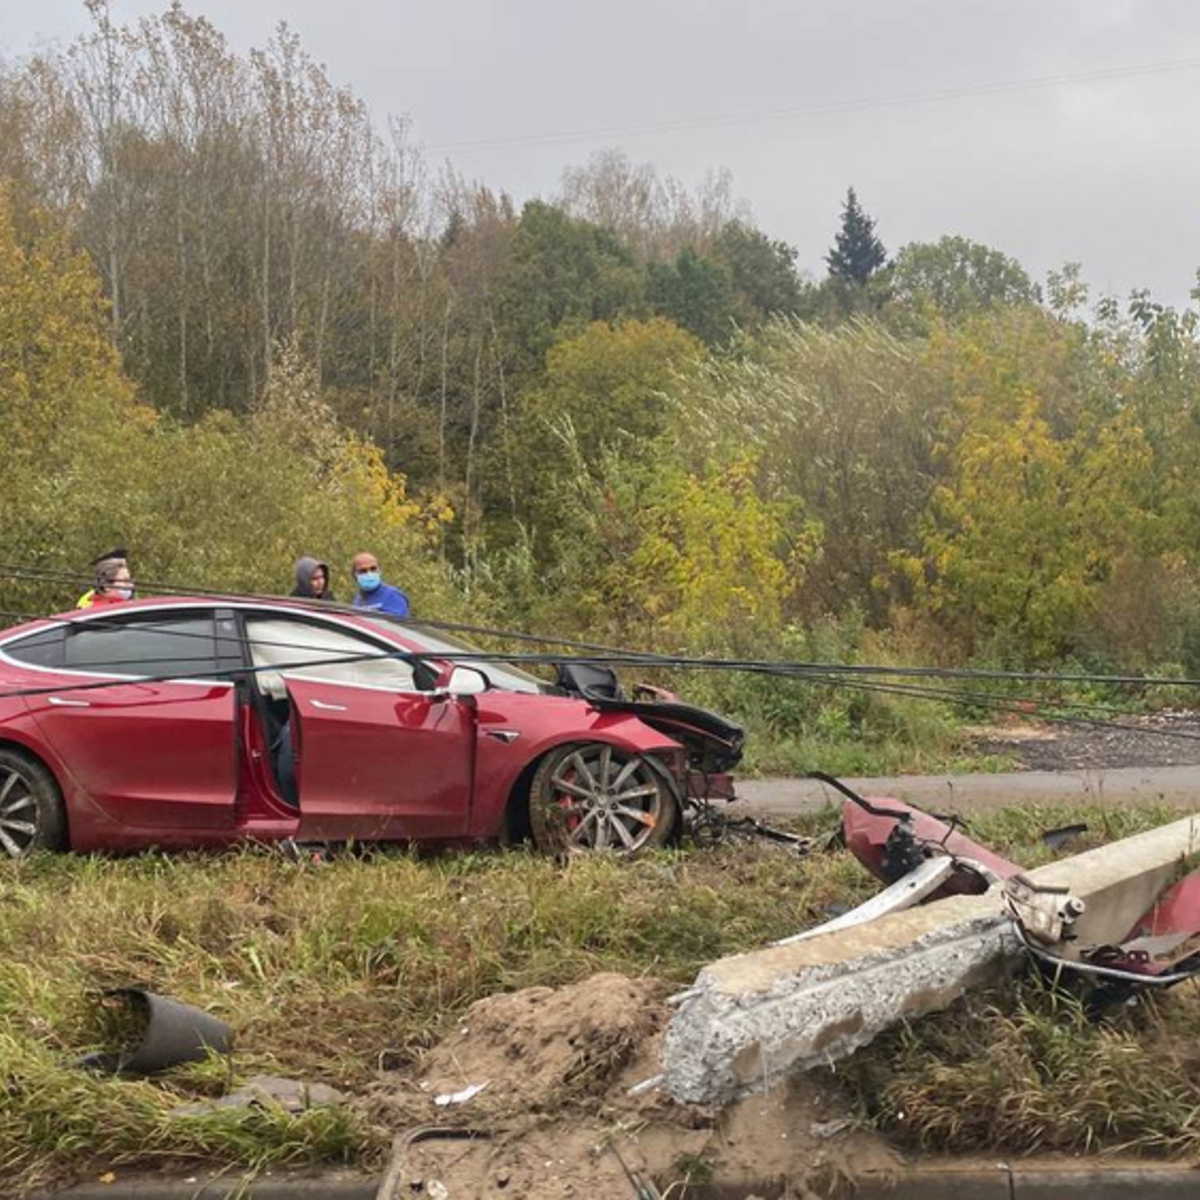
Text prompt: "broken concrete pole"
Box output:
[[664, 812, 1200, 1105], [663, 892, 1015, 1104]]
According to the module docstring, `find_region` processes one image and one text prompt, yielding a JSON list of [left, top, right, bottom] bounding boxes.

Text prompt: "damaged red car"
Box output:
[[0, 598, 743, 859]]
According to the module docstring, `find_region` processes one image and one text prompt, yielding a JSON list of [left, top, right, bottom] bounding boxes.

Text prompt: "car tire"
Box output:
[[0, 748, 66, 859], [529, 743, 676, 856]]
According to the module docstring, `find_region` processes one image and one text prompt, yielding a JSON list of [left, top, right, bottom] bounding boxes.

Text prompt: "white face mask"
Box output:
[[112, 584, 134, 600]]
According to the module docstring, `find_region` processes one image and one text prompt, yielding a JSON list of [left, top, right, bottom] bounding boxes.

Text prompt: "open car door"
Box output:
[[244, 615, 475, 842], [286, 677, 474, 841]]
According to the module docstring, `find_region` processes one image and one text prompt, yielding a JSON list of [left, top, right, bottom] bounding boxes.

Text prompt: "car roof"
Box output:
[[4, 595, 407, 642]]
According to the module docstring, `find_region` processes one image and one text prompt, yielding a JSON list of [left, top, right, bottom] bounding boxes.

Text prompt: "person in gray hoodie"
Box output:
[[290, 556, 334, 601]]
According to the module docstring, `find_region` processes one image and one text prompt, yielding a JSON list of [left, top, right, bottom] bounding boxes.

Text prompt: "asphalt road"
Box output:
[[735, 763, 1200, 815]]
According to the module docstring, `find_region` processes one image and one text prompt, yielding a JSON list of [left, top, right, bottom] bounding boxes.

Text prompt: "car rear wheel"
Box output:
[[0, 749, 66, 859], [529, 743, 676, 855]]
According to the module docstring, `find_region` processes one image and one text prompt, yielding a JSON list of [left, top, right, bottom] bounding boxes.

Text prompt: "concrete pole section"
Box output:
[[663, 812, 1200, 1105]]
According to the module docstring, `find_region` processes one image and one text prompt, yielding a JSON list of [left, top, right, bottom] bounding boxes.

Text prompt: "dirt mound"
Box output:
[[365, 972, 896, 1199], [415, 972, 664, 1116]]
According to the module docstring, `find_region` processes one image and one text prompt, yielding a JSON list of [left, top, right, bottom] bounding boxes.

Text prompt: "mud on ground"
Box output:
[[362, 972, 895, 1199]]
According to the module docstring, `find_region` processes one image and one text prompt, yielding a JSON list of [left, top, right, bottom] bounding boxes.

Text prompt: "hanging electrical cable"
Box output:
[[0, 563, 1197, 743]]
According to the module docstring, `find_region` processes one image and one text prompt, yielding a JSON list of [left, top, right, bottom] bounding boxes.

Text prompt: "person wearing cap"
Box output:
[[89, 558, 135, 607], [76, 547, 129, 609], [290, 557, 335, 601], [350, 552, 410, 618]]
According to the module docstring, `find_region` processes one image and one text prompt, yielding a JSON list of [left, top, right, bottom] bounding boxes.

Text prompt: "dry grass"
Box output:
[[0, 803, 1189, 1188]]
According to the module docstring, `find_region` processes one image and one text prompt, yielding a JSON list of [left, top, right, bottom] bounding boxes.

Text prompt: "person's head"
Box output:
[[351, 552, 382, 593], [95, 557, 134, 601], [293, 556, 331, 599], [90, 546, 128, 569]]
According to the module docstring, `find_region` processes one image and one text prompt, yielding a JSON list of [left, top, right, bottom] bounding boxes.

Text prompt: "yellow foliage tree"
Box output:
[[535, 436, 820, 650], [0, 197, 455, 616], [620, 457, 819, 648], [903, 389, 1153, 661]]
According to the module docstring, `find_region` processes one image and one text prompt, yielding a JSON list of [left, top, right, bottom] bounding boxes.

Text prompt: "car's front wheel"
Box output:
[[529, 743, 676, 855], [0, 748, 66, 859]]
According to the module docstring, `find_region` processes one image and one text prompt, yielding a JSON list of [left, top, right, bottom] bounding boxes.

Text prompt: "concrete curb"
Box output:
[[42, 1165, 1200, 1198], [40, 1176, 377, 1199], [840, 1166, 1200, 1199]]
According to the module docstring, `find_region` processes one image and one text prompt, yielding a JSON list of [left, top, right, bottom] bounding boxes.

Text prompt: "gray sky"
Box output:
[[4, 0, 1200, 307]]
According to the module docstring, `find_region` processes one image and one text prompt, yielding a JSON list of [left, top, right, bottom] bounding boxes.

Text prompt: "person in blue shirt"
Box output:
[[350, 551, 411, 618]]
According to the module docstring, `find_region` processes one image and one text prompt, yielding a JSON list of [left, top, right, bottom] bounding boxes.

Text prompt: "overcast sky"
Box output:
[[3, 0, 1200, 307]]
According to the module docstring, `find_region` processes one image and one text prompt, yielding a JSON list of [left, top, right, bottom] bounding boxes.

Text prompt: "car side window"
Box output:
[[4, 626, 66, 669], [62, 614, 222, 679], [246, 617, 417, 693]]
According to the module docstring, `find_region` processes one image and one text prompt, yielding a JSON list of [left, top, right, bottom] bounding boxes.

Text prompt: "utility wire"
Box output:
[[423, 57, 1200, 155], [4, 562, 1200, 690], [3, 564, 1200, 752], [806, 673, 1200, 745], [1, 610, 1198, 747]]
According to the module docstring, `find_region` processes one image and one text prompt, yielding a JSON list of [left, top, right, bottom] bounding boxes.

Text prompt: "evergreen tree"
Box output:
[[826, 187, 887, 285]]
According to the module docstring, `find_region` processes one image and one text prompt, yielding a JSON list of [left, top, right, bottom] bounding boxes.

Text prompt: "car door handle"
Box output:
[[309, 698, 347, 712], [47, 696, 90, 708]]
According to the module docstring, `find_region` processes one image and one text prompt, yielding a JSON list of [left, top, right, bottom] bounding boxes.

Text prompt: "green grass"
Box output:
[[840, 978, 1200, 1157], [0, 831, 860, 1190], [738, 723, 1013, 777], [0, 803, 1187, 1189]]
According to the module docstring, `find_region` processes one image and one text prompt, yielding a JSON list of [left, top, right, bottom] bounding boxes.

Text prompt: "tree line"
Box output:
[[3, 0, 1200, 697]]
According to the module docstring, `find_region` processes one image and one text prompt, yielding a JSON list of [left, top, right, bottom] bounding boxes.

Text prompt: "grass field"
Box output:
[[2, 803, 1196, 1190]]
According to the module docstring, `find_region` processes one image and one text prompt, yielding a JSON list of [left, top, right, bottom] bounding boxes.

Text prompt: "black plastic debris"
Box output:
[[76, 987, 232, 1075]]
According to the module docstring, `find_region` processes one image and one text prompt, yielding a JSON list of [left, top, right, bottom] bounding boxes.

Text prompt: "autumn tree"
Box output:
[[675, 319, 945, 624], [560, 150, 742, 261], [508, 317, 704, 561], [0, 190, 139, 605]]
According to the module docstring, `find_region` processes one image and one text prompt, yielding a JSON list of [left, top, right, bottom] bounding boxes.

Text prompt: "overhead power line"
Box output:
[[2, 566, 1200, 751], [4, 562, 1200, 689], [423, 56, 1200, 156]]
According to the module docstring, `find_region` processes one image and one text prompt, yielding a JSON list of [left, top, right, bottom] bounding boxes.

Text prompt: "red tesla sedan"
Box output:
[[0, 598, 742, 859]]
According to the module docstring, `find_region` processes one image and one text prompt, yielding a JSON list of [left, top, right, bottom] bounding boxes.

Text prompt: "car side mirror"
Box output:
[[446, 666, 489, 696]]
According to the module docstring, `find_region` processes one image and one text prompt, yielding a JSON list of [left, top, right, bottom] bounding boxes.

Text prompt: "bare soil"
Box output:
[[363, 973, 895, 1198], [974, 710, 1200, 772]]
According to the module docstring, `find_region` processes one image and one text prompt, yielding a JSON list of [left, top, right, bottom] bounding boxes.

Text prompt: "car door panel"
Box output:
[[27, 679, 238, 831], [286, 678, 474, 841]]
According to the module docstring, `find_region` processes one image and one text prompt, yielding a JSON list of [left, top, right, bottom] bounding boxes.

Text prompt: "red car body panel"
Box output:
[[25, 677, 239, 831], [287, 677, 476, 842], [1101, 868, 1200, 977], [843, 795, 1022, 897], [0, 598, 690, 853]]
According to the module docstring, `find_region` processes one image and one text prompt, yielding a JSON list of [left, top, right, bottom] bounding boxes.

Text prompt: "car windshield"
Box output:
[[359, 616, 545, 694]]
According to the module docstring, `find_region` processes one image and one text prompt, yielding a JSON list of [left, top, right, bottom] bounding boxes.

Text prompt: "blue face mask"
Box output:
[[356, 571, 381, 592]]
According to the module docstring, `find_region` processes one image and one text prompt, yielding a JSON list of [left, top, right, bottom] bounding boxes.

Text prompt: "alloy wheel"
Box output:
[[0, 766, 39, 858], [546, 745, 665, 852]]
